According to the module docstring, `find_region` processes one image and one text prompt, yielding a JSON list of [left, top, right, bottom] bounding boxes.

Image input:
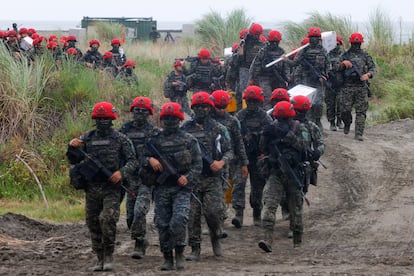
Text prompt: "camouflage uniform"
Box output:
[[119, 121, 160, 254], [81, 49, 103, 69], [164, 70, 192, 116], [236, 107, 273, 224], [181, 117, 233, 257], [187, 59, 223, 93], [109, 47, 126, 67], [338, 46, 376, 139], [326, 44, 344, 129], [250, 41, 288, 109], [116, 67, 139, 87], [259, 118, 305, 250]]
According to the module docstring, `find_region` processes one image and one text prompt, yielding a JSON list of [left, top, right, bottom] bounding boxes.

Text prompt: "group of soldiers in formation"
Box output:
[[64, 22, 376, 271], [0, 25, 139, 86]]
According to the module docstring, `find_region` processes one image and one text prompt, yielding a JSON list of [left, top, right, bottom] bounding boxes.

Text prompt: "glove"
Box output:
[[275, 122, 290, 138], [312, 149, 321, 161]]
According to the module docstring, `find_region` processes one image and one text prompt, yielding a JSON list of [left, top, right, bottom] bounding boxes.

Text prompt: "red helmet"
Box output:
[[243, 85, 264, 103], [249, 23, 263, 36], [211, 90, 230, 107], [0, 31, 7, 38], [60, 35, 67, 41], [232, 43, 239, 52], [124, 59, 136, 68], [130, 96, 154, 114], [103, 51, 113, 60], [349, 32, 364, 43], [49, 35, 57, 42], [47, 41, 58, 49], [111, 38, 121, 46], [272, 101, 296, 118], [173, 60, 182, 67], [307, 27, 321, 38], [89, 39, 100, 47], [291, 95, 311, 111], [7, 30, 17, 37], [18, 27, 28, 35], [66, 47, 78, 56], [198, 49, 211, 59], [33, 36, 47, 46], [301, 37, 309, 46], [267, 30, 282, 42], [91, 101, 117, 120], [336, 35, 343, 45], [160, 102, 184, 120], [191, 91, 214, 108], [239, 28, 248, 39], [271, 88, 290, 102], [31, 33, 40, 40], [67, 35, 77, 42], [27, 28, 36, 35]]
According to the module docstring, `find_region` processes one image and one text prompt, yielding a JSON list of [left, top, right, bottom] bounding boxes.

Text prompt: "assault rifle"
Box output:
[[145, 142, 181, 185], [198, 139, 231, 189], [73, 147, 136, 198], [344, 58, 371, 97], [270, 142, 310, 206], [175, 56, 198, 63], [301, 58, 333, 91]]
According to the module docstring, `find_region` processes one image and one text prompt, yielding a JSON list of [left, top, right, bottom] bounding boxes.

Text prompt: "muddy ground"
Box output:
[[1, 118, 414, 275]]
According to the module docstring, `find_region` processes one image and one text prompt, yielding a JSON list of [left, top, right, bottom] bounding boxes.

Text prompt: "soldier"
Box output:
[[119, 97, 161, 259], [234, 23, 265, 110], [101, 51, 119, 78], [66, 101, 138, 271], [163, 60, 192, 116], [116, 59, 139, 87], [290, 27, 330, 129], [235, 85, 273, 227], [149, 26, 161, 43], [182, 92, 233, 261], [81, 39, 103, 69], [63, 35, 83, 58], [210, 90, 249, 234], [141, 102, 202, 270], [187, 48, 223, 93], [337, 32, 376, 141], [4, 30, 21, 58], [326, 35, 345, 131], [258, 101, 305, 252], [250, 30, 289, 109], [109, 38, 127, 70]]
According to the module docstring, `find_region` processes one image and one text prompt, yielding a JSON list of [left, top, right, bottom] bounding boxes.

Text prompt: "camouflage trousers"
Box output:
[[340, 85, 369, 136], [154, 185, 191, 253], [262, 171, 303, 234], [188, 175, 225, 246], [85, 184, 121, 256], [303, 81, 324, 125], [258, 76, 287, 110], [125, 177, 152, 241], [232, 162, 265, 212], [237, 67, 250, 110], [325, 87, 341, 122], [171, 95, 192, 117], [229, 160, 245, 210]]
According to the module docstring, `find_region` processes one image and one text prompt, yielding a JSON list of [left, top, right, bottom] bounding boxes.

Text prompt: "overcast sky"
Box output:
[[0, 0, 413, 23]]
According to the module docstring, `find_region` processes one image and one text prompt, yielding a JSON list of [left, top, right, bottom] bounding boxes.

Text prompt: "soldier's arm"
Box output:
[[233, 118, 249, 166], [310, 122, 325, 155], [119, 135, 139, 179], [185, 137, 203, 185]]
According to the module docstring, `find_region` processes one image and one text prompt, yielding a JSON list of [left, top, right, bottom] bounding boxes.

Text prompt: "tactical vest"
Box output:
[[342, 50, 370, 83], [238, 109, 267, 159], [261, 44, 285, 76], [193, 61, 213, 86], [121, 123, 159, 157], [302, 46, 327, 82], [270, 120, 302, 167], [242, 38, 264, 68]]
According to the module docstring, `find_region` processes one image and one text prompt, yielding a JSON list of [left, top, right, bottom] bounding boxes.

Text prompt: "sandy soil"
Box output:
[[1, 118, 414, 275]]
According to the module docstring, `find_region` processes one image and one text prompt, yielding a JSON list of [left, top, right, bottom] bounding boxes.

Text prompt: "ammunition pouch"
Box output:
[[69, 164, 88, 190]]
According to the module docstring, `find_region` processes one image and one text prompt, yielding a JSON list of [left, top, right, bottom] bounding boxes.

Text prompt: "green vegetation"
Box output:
[[0, 9, 413, 222]]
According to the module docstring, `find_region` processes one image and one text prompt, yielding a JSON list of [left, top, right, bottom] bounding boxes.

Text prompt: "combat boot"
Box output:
[[336, 118, 344, 129], [329, 120, 337, 131], [344, 124, 350, 134], [211, 235, 222, 257], [131, 239, 148, 259], [175, 246, 186, 270], [102, 254, 114, 271], [355, 134, 364, 141], [91, 251, 104, 271], [185, 244, 200, 261], [258, 229, 273, 253], [253, 208, 261, 227], [293, 231, 302, 248], [231, 208, 243, 228], [160, 251, 174, 271]]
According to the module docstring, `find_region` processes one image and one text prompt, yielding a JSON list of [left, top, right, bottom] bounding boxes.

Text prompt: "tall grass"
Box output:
[[366, 7, 394, 55]]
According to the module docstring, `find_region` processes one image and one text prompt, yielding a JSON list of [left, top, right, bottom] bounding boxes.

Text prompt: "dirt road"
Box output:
[[1, 119, 414, 275]]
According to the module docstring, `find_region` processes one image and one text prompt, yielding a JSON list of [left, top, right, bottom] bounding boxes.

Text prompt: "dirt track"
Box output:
[[1, 118, 414, 275]]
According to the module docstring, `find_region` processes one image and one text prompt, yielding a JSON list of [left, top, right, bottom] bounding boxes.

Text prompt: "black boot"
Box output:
[[253, 208, 261, 226], [175, 246, 186, 270], [102, 254, 114, 271], [336, 118, 344, 129], [185, 244, 200, 261], [329, 120, 337, 131], [91, 251, 104, 271], [293, 231, 302, 248], [131, 239, 148, 259], [211, 235, 222, 257], [258, 229, 273, 253], [344, 124, 350, 134], [160, 251, 175, 271], [231, 208, 243, 228]]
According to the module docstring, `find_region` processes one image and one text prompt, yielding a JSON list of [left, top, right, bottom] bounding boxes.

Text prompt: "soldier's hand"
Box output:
[[109, 170, 122, 184], [177, 175, 188, 187], [241, 165, 249, 178], [281, 54, 288, 61], [69, 138, 83, 147], [210, 160, 225, 173], [248, 79, 254, 85], [341, 60, 352, 69], [360, 73, 371, 81], [172, 81, 178, 86], [149, 157, 163, 172]]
